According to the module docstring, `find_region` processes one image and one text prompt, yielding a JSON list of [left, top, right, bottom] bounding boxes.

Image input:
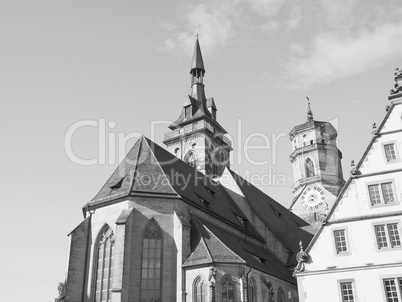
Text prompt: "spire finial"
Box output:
[[194, 22, 201, 37], [306, 96, 314, 121]]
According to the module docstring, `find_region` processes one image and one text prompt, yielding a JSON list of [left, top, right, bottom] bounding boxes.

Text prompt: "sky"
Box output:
[[1, 0, 402, 301]]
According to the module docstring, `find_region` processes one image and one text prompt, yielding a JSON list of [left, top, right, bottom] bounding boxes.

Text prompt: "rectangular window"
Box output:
[[374, 223, 401, 250], [334, 229, 348, 254], [340, 282, 355, 302], [368, 182, 396, 206], [383, 278, 402, 302], [185, 106, 191, 118], [384, 143, 397, 162]]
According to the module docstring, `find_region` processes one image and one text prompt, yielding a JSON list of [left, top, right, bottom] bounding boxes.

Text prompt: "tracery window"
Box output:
[[140, 219, 162, 302], [249, 277, 257, 302], [94, 227, 115, 302], [221, 275, 235, 302], [305, 158, 315, 177], [277, 287, 285, 302], [194, 276, 206, 302]]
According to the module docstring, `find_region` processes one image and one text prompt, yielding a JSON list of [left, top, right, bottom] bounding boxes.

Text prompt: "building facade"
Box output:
[[293, 69, 402, 302], [63, 38, 312, 302]]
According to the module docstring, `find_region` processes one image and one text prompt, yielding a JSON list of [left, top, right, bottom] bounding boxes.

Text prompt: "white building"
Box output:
[[293, 69, 402, 302]]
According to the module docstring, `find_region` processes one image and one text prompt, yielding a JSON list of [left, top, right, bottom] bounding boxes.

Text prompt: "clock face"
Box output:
[[301, 186, 326, 210]]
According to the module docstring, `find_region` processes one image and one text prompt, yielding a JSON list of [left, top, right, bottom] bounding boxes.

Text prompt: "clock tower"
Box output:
[[289, 100, 345, 231]]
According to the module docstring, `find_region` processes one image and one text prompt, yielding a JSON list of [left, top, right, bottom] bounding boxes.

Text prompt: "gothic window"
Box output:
[[140, 219, 162, 302], [221, 275, 235, 302], [249, 278, 257, 302], [94, 227, 115, 302], [277, 287, 285, 302], [305, 158, 315, 177], [184, 151, 197, 169], [194, 276, 206, 302]]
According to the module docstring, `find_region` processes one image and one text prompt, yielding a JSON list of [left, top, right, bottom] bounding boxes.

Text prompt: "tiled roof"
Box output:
[[226, 169, 313, 266], [89, 136, 263, 237], [184, 217, 296, 284]]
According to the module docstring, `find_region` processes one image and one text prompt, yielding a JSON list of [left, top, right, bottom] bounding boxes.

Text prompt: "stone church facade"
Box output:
[[63, 38, 313, 302]]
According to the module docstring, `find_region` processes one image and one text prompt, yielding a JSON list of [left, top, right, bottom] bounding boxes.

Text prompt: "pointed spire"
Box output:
[[190, 38, 205, 74], [306, 96, 314, 121], [190, 37, 206, 101]]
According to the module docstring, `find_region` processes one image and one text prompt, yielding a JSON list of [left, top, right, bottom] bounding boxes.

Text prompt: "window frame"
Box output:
[[93, 226, 115, 302], [381, 274, 402, 302], [184, 105, 192, 119], [332, 227, 351, 256], [338, 279, 357, 302], [140, 219, 163, 302], [366, 179, 398, 208], [382, 141, 400, 164], [372, 220, 402, 251], [249, 277, 257, 302], [193, 276, 206, 302], [220, 274, 235, 302], [304, 158, 315, 178]]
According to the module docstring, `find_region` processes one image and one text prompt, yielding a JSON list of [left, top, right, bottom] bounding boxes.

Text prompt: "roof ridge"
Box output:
[[140, 137, 178, 195]]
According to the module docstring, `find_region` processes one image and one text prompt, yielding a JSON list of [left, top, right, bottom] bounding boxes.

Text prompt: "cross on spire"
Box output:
[[194, 22, 201, 37]]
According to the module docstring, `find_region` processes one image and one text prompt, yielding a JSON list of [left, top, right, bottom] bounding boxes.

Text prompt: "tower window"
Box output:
[[94, 227, 115, 302], [310, 140, 313, 145], [185, 151, 197, 169], [305, 158, 315, 177], [212, 109, 216, 120], [140, 219, 162, 302]]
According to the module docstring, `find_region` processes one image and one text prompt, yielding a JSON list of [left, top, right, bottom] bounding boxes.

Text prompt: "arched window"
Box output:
[[140, 219, 162, 302], [94, 226, 115, 302], [277, 287, 285, 302], [194, 276, 206, 302], [305, 158, 315, 177], [221, 275, 235, 302], [184, 151, 197, 169], [249, 277, 257, 302]]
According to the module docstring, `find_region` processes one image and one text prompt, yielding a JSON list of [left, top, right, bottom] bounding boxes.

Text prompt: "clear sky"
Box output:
[[1, 0, 402, 301]]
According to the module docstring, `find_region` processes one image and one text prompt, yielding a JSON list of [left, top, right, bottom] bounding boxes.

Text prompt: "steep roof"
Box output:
[[88, 136, 263, 238], [183, 217, 296, 284], [225, 169, 313, 266], [190, 38, 205, 73]]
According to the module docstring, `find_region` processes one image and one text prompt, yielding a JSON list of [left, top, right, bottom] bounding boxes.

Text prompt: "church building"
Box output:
[[293, 69, 402, 302], [62, 38, 313, 302]]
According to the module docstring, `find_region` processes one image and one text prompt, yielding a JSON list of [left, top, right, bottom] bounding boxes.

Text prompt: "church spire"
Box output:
[[189, 37, 206, 101], [190, 37, 205, 75], [306, 97, 314, 121]]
